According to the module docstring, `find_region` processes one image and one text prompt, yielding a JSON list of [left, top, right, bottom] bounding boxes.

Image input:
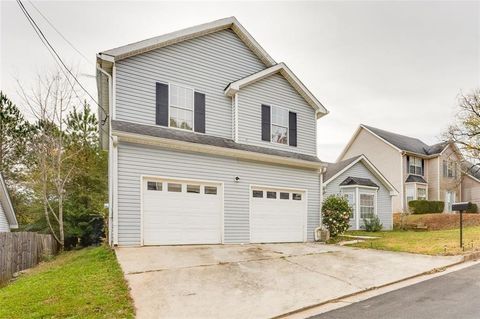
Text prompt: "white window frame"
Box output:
[[417, 187, 427, 200], [340, 185, 378, 229], [359, 192, 376, 219], [168, 82, 195, 132], [270, 105, 289, 145], [409, 156, 423, 176]]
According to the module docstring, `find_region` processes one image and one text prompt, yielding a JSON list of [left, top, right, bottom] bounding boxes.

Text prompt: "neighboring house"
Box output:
[[0, 174, 18, 232], [462, 162, 480, 208], [96, 17, 329, 246], [323, 155, 398, 230], [338, 124, 479, 213]]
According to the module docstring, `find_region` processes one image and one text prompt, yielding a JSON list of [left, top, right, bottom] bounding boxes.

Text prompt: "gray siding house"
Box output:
[[0, 174, 18, 232], [323, 155, 398, 230], [97, 17, 328, 246]]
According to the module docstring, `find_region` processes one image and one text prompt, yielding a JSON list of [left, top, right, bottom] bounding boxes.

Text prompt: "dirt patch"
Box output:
[[394, 213, 480, 230]]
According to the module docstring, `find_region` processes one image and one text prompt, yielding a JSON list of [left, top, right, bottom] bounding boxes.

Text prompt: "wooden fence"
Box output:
[[0, 232, 58, 285]]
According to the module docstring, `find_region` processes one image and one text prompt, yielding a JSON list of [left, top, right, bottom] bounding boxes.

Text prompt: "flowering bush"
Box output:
[[321, 195, 351, 237]]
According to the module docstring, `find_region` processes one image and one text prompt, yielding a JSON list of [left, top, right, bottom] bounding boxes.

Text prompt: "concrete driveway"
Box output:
[[115, 243, 462, 319]]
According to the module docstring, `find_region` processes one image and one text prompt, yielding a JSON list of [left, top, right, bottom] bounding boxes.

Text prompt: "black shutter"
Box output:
[[289, 112, 297, 147], [406, 156, 410, 174], [261, 104, 271, 141], [156, 82, 169, 126], [194, 92, 206, 133], [421, 159, 425, 176]]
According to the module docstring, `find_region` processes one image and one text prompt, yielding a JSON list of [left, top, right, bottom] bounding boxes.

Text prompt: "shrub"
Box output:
[[321, 195, 351, 237], [466, 203, 478, 213], [408, 200, 444, 214], [363, 215, 383, 232]]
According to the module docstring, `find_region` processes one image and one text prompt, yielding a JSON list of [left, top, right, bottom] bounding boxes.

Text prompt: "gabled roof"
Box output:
[[0, 173, 18, 229], [224, 63, 328, 118], [405, 174, 427, 184], [340, 176, 379, 188], [97, 17, 276, 66], [362, 125, 448, 156], [338, 124, 450, 161], [323, 154, 398, 195]]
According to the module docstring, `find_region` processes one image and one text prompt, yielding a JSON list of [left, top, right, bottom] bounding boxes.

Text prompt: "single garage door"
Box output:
[[142, 178, 222, 245], [250, 187, 306, 243]]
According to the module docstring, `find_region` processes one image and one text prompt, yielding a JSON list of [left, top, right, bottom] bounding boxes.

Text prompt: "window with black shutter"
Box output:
[[261, 104, 271, 141]]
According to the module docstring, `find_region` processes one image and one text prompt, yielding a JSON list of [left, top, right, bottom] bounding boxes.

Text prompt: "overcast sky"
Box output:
[[1, 0, 479, 161]]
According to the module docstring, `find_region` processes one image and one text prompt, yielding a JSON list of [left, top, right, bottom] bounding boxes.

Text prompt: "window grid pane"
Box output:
[[271, 106, 288, 144], [170, 84, 194, 131], [360, 194, 375, 219]]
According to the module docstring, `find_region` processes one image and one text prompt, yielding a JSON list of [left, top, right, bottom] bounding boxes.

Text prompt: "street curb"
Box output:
[[272, 256, 472, 319]]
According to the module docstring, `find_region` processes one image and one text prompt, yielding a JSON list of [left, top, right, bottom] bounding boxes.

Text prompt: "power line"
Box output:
[[26, 0, 94, 67], [16, 0, 108, 125]]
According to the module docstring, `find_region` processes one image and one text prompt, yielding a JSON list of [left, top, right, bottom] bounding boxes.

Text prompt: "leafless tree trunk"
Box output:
[[18, 71, 80, 250]]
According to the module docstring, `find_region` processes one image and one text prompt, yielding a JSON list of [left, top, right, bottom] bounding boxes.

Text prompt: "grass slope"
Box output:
[[346, 226, 480, 255], [0, 246, 134, 319]]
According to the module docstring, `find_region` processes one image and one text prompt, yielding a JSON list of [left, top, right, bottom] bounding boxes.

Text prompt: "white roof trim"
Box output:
[[224, 63, 328, 118], [0, 174, 18, 229], [113, 130, 325, 170], [98, 16, 276, 66], [336, 125, 402, 162], [324, 155, 399, 196], [466, 173, 480, 184]]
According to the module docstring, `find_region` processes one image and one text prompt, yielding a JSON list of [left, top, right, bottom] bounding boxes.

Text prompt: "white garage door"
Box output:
[[250, 187, 306, 243], [142, 178, 222, 245]]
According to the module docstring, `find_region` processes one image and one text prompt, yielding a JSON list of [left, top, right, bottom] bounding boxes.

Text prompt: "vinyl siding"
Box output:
[[427, 157, 439, 200], [237, 73, 317, 156], [342, 128, 403, 212], [324, 161, 393, 230], [462, 175, 480, 207], [438, 145, 462, 205], [114, 29, 266, 139], [117, 142, 321, 246], [0, 203, 10, 232]]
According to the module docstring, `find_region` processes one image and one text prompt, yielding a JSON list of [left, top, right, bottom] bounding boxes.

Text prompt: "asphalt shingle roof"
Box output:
[[323, 155, 363, 181], [463, 161, 480, 180], [339, 176, 379, 188], [405, 174, 427, 183], [111, 120, 323, 164], [362, 125, 448, 156]]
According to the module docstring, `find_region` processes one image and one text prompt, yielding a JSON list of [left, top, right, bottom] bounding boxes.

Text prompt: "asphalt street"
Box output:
[[309, 262, 480, 319]]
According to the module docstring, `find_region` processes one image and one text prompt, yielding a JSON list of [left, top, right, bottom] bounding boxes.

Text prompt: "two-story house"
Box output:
[[96, 17, 329, 246], [338, 124, 479, 213]]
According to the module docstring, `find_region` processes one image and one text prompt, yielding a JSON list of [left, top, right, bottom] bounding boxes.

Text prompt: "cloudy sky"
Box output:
[[1, 0, 479, 161]]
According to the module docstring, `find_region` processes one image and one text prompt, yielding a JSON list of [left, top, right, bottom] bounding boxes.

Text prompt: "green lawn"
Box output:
[[0, 246, 134, 319], [343, 226, 480, 255]]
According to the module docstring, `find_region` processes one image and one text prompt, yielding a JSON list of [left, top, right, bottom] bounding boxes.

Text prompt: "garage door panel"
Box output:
[[143, 178, 222, 245], [250, 188, 306, 244]]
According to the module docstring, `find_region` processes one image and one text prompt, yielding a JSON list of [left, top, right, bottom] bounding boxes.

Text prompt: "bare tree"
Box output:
[[18, 71, 81, 249], [446, 89, 480, 172]]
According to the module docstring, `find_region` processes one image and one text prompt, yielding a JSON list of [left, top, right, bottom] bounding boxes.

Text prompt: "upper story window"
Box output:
[[408, 156, 423, 175], [271, 106, 288, 144], [443, 160, 458, 179], [169, 84, 194, 131]]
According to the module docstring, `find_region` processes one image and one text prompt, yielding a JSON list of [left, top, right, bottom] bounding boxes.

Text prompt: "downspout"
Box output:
[[96, 63, 115, 246]]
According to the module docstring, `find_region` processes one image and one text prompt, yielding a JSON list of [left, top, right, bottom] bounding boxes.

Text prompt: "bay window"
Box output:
[[360, 193, 375, 219]]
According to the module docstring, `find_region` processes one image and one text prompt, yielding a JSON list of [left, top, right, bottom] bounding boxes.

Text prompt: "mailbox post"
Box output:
[[452, 202, 471, 248]]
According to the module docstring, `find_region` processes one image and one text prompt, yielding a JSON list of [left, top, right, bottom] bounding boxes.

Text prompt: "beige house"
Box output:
[[338, 125, 480, 212]]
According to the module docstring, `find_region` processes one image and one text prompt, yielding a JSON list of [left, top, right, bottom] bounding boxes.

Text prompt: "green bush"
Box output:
[[466, 203, 479, 213], [363, 215, 383, 232], [322, 195, 351, 237], [408, 200, 444, 214]]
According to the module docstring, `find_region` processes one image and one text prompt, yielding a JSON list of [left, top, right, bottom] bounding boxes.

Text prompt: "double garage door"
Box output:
[[142, 177, 306, 245]]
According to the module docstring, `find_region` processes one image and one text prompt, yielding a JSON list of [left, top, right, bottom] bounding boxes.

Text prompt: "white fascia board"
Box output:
[[336, 125, 363, 162], [0, 174, 18, 228], [225, 62, 328, 118], [98, 17, 276, 67], [323, 155, 399, 196], [466, 173, 480, 184], [113, 130, 325, 170]]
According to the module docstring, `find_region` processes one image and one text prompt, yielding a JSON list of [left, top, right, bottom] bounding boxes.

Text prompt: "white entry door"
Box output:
[[142, 178, 222, 245], [250, 187, 306, 243]]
